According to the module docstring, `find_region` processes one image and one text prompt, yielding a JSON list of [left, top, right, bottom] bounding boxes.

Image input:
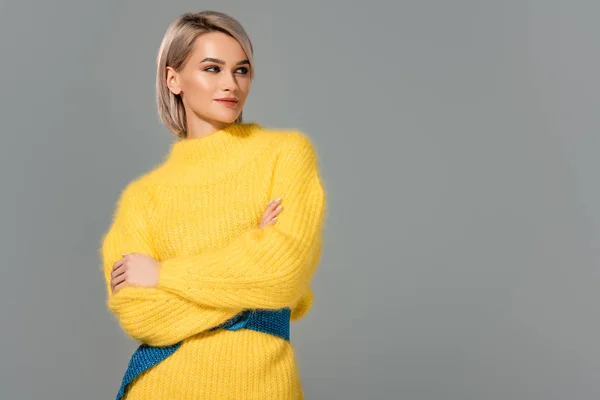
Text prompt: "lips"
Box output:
[[214, 98, 239, 108], [214, 98, 238, 103]]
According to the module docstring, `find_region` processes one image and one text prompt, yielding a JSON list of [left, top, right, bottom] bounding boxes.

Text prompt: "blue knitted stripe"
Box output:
[[115, 308, 290, 400], [245, 308, 291, 340], [115, 342, 181, 400], [212, 308, 291, 341]]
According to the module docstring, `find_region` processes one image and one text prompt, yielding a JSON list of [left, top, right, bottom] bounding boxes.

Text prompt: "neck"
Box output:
[[185, 116, 233, 139]]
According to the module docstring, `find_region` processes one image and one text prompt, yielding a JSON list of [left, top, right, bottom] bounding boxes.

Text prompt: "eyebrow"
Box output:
[[200, 57, 250, 66]]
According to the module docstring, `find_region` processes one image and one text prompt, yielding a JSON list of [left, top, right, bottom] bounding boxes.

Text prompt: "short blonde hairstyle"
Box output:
[[156, 11, 254, 138]]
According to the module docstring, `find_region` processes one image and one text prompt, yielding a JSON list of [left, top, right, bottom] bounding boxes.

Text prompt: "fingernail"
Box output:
[[274, 198, 281, 203], [268, 200, 273, 205], [272, 217, 278, 221], [275, 205, 282, 211]]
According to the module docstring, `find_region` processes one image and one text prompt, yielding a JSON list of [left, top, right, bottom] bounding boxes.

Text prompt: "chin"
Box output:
[[213, 112, 241, 124]]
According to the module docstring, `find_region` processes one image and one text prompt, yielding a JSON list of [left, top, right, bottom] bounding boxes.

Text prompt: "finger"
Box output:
[[263, 206, 283, 223], [260, 200, 282, 228], [111, 273, 127, 291], [113, 276, 129, 293], [112, 258, 126, 271], [261, 215, 279, 227], [111, 263, 127, 279], [260, 215, 272, 228], [111, 277, 125, 294], [261, 208, 271, 222], [261, 213, 275, 227], [264, 198, 282, 212], [113, 280, 128, 294], [263, 203, 283, 219]]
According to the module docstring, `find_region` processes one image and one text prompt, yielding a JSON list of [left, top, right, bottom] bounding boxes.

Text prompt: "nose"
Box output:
[[220, 71, 238, 92]]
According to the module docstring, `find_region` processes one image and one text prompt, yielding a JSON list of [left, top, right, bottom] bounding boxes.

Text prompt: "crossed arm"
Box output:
[[101, 134, 326, 346]]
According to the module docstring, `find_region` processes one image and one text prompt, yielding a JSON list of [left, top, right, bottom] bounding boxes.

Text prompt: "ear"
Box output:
[[165, 66, 182, 95]]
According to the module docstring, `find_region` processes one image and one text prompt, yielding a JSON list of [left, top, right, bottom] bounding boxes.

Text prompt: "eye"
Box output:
[[236, 66, 250, 75], [204, 66, 220, 73]]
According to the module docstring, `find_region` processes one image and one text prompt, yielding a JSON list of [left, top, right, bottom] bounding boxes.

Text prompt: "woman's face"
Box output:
[[166, 31, 252, 128]]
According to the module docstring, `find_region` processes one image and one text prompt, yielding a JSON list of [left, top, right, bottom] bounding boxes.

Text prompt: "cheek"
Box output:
[[182, 73, 216, 102], [240, 77, 252, 92], [237, 79, 252, 101]]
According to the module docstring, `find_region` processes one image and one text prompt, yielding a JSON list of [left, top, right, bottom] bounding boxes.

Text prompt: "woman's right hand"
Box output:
[[260, 198, 283, 229]]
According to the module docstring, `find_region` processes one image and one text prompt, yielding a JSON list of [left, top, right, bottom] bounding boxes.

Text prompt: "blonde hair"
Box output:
[[156, 11, 254, 138]]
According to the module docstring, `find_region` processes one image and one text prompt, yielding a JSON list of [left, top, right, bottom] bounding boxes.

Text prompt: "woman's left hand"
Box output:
[[111, 252, 160, 294]]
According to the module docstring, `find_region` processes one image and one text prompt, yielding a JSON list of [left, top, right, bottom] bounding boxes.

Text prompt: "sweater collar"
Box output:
[[166, 123, 261, 166], [155, 122, 271, 185]]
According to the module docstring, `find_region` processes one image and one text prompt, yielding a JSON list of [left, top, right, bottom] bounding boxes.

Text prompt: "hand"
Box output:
[[260, 198, 283, 229], [111, 252, 160, 294]]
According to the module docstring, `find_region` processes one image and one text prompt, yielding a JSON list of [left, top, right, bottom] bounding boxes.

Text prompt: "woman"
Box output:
[[100, 10, 326, 400]]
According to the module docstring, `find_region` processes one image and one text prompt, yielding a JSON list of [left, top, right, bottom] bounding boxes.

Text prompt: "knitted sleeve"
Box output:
[[157, 132, 326, 310], [101, 180, 243, 347]]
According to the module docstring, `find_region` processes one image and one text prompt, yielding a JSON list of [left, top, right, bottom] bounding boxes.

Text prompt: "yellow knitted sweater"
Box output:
[[100, 123, 326, 399]]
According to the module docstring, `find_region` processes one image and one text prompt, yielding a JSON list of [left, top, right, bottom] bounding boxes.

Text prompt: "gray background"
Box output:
[[1, 0, 599, 399]]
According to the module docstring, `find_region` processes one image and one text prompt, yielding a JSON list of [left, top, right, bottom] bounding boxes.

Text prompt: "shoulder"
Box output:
[[258, 126, 320, 161], [255, 126, 323, 177], [261, 127, 316, 148], [114, 171, 155, 210]]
